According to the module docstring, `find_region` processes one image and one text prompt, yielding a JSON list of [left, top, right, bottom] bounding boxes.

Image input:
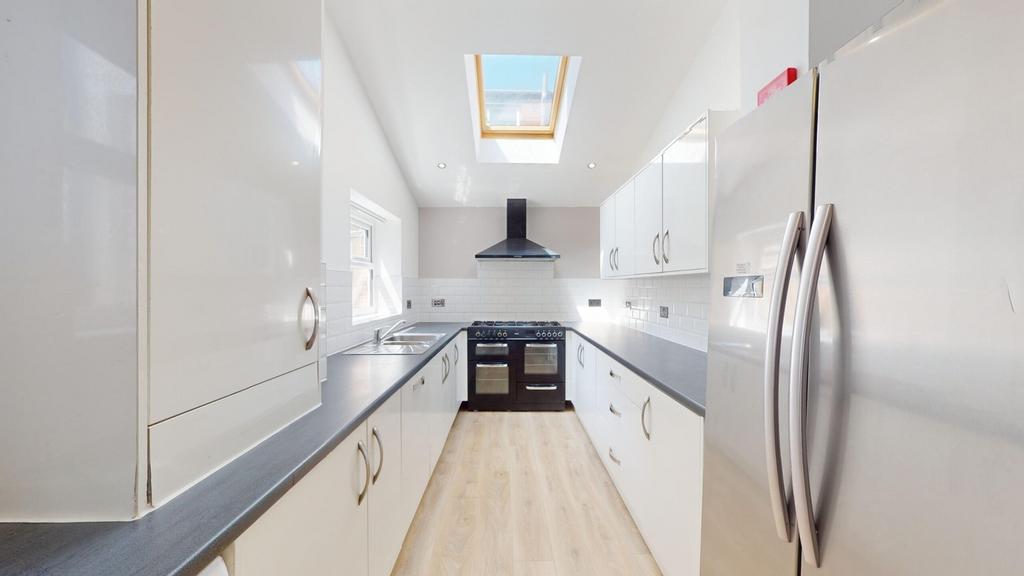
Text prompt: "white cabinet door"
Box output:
[[633, 158, 664, 275], [613, 180, 636, 277], [455, 332, 468, 404], [428, 349, 448, 471], [401, 369, 430, 525], [149, 0, 322, 423], [574, 338, 596, 438], [600, 198, 617, 278], [645, 387, 703, 576], [232, 424, 368, 576], [368, 393, 403, 576], [662, 117, 708, 274]]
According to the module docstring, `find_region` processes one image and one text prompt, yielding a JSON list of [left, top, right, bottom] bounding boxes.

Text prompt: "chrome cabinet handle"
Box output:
[[371, 427, 384, 484], [417, 375, 425, 388], [608, 402, 621, 417], [608, 369, 618, 379], [764, 211, 803, 543], [653, 233, 661, 265], [662, 230, 670, 264], [357, 441, 370, 505], [641, 397, 651, 440], [789, 204, 833, 568], [442, 354, 449, 383], [454, 343, 459, 366], [526, 385, 558, 391], [608, 447, 621, 465], [613, 247, 619, 271], [303, 287, 320, 351]]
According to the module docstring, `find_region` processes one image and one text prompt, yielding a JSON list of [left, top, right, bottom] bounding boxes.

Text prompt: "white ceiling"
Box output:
[[327, 0, 724, 207]]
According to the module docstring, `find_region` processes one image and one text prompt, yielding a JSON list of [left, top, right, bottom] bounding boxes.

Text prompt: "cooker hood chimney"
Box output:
[[475, 199, 560, 260]]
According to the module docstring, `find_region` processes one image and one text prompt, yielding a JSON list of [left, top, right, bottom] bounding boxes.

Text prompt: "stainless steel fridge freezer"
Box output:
[[701, 0, 1024, 574]]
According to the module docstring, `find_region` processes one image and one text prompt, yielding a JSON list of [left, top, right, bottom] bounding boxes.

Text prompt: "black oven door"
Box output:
[[515, 341, 564, 384], [469, 342, 514, 408]]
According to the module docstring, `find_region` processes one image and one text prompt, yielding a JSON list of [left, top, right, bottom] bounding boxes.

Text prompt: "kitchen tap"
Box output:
[[374, 320, 407, 345]]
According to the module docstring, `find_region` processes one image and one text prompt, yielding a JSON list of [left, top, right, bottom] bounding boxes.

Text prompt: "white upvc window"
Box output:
[[350, 211, 375, 319]]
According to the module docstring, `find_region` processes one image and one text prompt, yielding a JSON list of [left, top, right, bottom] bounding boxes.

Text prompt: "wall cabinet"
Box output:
[[634, 158, 664, 275], [600, 111, 737, 279], [575, 343, 703, 576], [601, 181, 636, 277], [234, 341, 462, 576]]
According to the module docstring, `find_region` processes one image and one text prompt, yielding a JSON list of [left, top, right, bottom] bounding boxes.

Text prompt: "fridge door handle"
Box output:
[[789, 203, 833, 568], [764, 210, 804, 543]]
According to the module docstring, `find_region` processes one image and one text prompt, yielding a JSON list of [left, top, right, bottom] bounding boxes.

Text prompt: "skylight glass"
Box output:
[[476, 54, 568, 138]]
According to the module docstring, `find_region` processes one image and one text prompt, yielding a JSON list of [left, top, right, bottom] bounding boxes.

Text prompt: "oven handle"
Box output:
[[476, 343, 508, 349], [525, 385, 558, 391], [475, 362, 508, 368], [525, 343, 559, 349]]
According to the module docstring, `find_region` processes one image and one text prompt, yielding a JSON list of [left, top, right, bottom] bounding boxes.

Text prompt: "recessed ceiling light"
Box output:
[[437, 162, 447, 169], [587, 162, 597, 169]]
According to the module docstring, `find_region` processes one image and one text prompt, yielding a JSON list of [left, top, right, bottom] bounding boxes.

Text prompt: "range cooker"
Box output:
[[466, 321, 566, 411]]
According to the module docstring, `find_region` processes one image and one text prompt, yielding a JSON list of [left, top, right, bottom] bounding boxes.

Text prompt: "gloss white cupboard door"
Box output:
[[368, 393, 403, 576], [148, 0, 322, 423], [401, 369, 430, 525], [646, 387, 703, 576], [600, 198, 617, 278], [232, 424, 369, 576], [633, 158, 664, 275], [613, 181, 636, 276], [0, 0, 140, 521], [662, 117, 708, 274], [455, 332, 468, 405]]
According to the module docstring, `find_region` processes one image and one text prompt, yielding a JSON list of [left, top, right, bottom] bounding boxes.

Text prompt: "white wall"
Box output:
[[322, 7, 418, 276], [320, 7, 421, 360], [739, 0, 809, 112], [418, 207, 599, 279], [635, 0, 742, 166]]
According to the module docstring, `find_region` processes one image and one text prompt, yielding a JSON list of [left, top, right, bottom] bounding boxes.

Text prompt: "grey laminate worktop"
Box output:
[[0, 321, 706, 575], [566, 322, 707, 417], [0, 323, 466, 576]]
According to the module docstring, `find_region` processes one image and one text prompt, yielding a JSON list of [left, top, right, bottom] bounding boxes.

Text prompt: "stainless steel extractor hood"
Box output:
[[475, 199, 560, 260]]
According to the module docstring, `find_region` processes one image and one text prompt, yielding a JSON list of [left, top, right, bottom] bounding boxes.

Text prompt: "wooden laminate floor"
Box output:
[[392, 410, 661, 576]]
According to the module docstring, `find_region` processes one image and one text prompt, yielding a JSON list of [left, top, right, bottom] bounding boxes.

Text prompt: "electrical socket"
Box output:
[[625, 301, 632, 308], [659, 305, 670, 319], [588, 299, 602, 307], [431, 298, 446, 308], [406, 299, 412, 310]]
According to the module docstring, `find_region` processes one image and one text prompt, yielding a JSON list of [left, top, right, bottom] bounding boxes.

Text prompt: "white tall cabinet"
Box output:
[[2, 0, 325, 520], [146, 0, 323, 504], [0, 0, 141, 521], [600, 111, 736, 279]]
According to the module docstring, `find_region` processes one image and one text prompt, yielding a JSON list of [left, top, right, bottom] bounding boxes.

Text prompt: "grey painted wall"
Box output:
[[419, 207, 600, 278]]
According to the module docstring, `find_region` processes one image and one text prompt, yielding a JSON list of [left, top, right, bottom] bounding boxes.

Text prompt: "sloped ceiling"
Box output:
[[327, 0, 725, 207]]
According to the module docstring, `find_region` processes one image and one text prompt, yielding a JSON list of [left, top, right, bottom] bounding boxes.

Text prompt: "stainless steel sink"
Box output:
[[342, 331, 444, 355]]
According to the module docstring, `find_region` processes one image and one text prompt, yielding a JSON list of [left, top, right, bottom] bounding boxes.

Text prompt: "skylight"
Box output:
[[475, 54, 568, 138]]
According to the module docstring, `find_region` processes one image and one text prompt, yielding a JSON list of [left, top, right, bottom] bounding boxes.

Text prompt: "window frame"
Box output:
[[350, 215, 375, 319], [475, 54, 569, 139]]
